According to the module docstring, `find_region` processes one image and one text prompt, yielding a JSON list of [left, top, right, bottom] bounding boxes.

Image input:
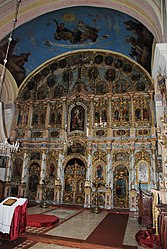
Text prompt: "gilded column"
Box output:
[[151, 148, 157, 188], [131, 149, 136, 189], [130, 94, 135, 137], [62, 98, 67, 151], [149, 92, 156, 136], [106, 148, 111, 186], [87, 148, 92, 181], [27, 103, 33, 138], [89, 96, 94, 137], [107, 94, 112, 136], [28, 103, 33, 127], [62, 98, 66, 130], [44, 102, 50, 138]]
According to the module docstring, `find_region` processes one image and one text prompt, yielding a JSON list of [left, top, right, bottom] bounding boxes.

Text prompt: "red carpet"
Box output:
[[86, 212, 129, 247], [27, 214, 59, 227]]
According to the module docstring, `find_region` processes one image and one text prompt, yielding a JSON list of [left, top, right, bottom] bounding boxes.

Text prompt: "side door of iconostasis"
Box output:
[[92, 151, 107, 207], [28, 163, 41, 200], [11, 158, 23, 196], [28, 152, 41, 200], [113, 152, 129, 208], [63, 158, 86, 205], [46, 153, 58, 201]]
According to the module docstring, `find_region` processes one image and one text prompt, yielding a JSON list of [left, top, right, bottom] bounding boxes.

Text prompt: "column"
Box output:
[[107, 94, 112, 136], [19, 151, 29, 197], [84, 184, 91, 208], [89, 96, 94, 137], [40, 150, 46, 184], [21, 151, 28, 184], [58, 151, 64, 203], [106, 149, 111, 186], [130, 94, 135, 137], [109, 150, 113, 189], [6, 156, 12, 182], [87, 148, 92, 181], [43, 102, 50, 138], [130, 149, 134, 185], [149, 92, 156, 136], [151, 149, 157, 189], [27, 103, 33, 138], [62, 98, 66, 130], [57, 151, 63, 180], [4, 156, 12, 197], [131, 149, 136, 189]]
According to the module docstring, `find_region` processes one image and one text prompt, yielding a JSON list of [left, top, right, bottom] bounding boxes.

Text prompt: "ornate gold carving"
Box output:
[[113, 165, 129, 208], [63, 160, 86, 205]]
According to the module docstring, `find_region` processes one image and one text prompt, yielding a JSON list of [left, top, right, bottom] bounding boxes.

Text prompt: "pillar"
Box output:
[[106, 149, 111, 186], [107, 94, 112, 136], [130, 94, 135, 137], [21, 151, 28, 184], [87, 148, 92, 181], [89, 96, 94, 137], [149, 92, 156, 136], [40, 150, 46, 185]]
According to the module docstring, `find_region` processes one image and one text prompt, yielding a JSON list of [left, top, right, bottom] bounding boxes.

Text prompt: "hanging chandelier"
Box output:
[[0, 0, 21, 157]]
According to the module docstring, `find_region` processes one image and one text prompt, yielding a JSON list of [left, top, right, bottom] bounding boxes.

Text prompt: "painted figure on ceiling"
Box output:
[[54, 19, 98, 44]]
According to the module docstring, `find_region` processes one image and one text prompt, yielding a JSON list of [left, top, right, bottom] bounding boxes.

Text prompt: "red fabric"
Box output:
[[86, 213, 129, 247], [135, 229, 161, 248], [0, 200, 28, 241], [27, 214, 59, 227]]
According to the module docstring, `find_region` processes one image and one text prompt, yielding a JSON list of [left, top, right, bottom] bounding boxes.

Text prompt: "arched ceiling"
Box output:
[[0, 4, 155, 88], [0, 0, 165, 99], [0, 0, 164, 42]]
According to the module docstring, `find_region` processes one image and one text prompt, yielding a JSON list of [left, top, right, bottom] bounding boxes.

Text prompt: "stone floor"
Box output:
[[24, 205, 147, 249], [1, 204, 157, 249]]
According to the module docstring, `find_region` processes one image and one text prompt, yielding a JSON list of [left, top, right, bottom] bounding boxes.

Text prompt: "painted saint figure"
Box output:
[[71, 106, 84, 131], [96, 164, 103, 180]]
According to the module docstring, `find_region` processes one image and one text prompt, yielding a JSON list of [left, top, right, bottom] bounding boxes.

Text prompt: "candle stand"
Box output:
[[40, 179, 49, 208], [92, 181, 101, 213]]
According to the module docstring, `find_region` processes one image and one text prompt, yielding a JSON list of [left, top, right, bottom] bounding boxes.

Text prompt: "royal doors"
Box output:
[[63, 158, 86, 205]]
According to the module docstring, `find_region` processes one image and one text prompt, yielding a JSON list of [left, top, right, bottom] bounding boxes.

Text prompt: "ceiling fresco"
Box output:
[[0, 6, 153, 87]]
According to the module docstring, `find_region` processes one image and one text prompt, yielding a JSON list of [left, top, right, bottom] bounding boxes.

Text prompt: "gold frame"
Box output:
[[136, 160, 150, 184], [93, 160, 106, 184]]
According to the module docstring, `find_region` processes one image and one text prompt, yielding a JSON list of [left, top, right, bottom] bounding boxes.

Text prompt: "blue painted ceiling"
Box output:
[[0, 6, 153, 86]]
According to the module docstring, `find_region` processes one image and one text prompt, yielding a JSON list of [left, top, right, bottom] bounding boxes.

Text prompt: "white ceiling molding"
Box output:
[[152, 43, 167, 79]]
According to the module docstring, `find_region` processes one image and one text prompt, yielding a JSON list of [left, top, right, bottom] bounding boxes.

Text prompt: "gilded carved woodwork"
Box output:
[[113, 164, 129, 208], [63, 159, 86, 205], [10, 50, 156, 208]]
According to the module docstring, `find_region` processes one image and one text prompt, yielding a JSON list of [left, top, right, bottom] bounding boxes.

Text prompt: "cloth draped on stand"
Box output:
[[0, 197, 28, 240]]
